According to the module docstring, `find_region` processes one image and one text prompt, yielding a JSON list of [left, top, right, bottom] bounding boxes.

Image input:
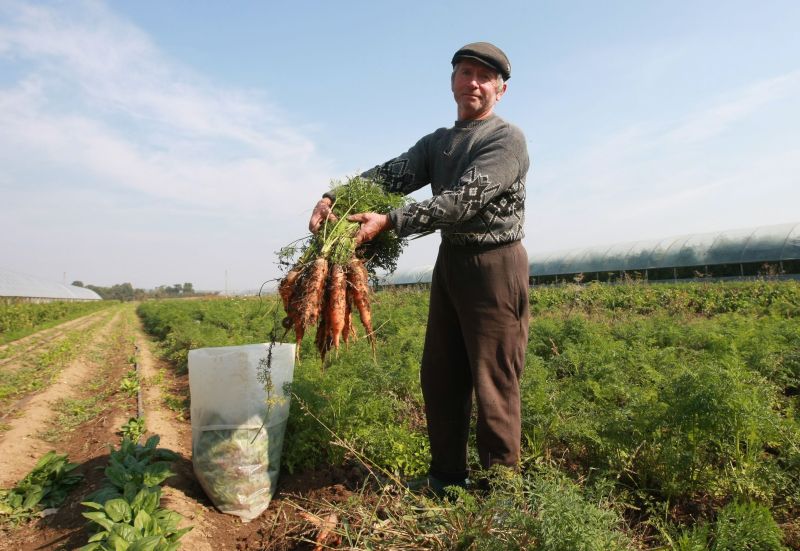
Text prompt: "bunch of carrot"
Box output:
[[279, 255, 373, 362], [277, 176, 407, 362]]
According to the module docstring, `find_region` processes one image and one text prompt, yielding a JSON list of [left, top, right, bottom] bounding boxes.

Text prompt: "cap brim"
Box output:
[[453, 55, 507, 79]]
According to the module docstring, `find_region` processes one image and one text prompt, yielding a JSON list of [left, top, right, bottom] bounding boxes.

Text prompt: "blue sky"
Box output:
[[1, 0, 798, 291]]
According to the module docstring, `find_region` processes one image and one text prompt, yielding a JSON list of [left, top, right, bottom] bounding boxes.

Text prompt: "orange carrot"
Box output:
[[279, 267, 302, 312], [315, 309, 328, 361], [326, 264, 347, 351], [347, 258, 375, 354], [342, 292, 355, 346], [301, 258, 329, 328]]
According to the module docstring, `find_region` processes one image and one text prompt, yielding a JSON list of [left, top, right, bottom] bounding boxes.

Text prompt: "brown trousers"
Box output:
[[421, 240, 529, 484]]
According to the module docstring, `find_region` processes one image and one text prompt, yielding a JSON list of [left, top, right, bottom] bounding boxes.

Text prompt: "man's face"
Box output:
[[451, 59, 507, 121]]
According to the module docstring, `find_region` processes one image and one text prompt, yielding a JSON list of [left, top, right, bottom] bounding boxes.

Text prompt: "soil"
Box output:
[[0, 304, 370, 551]]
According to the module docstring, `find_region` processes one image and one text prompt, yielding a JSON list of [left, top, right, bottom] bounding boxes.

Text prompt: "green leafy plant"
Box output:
[[712, 500, 787, 551], [120, 417, 146, 443], [80, 434, 190, 550], [0, 451, 83, 523], [119, 370, 140, 397], [87, 436, 178, 505], [80, 486, 191, 551]]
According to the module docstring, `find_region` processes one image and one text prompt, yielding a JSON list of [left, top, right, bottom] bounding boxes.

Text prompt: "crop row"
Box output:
[[0, 300, 112, 344], [137, 281, 800, 549]]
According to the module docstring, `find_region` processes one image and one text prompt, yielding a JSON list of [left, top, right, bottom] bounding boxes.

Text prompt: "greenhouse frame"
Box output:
[[379, 222, 800, 287], [0, 268, 102, 302]]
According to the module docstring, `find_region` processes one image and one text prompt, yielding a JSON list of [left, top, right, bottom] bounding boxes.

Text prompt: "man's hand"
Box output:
[[348, 212, 393, 244], [308, 198, 337, 233]]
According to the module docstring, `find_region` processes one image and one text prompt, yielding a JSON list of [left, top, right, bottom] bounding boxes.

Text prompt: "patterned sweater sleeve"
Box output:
[[360, 131, 439, 195], [389, 123, 525, 238]]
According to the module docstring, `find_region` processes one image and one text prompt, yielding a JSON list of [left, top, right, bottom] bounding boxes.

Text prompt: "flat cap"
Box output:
[[451, 42, 511, 80]]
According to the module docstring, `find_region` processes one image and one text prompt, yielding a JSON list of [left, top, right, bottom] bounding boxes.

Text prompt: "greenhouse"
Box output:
[[529, 221, 800, 284], [0, 268, 102, 302], [379, 264, 435, 287], [379, 222, 800, 287]]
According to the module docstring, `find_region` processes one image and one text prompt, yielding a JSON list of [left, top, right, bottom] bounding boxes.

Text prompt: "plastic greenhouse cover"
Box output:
[[529, 222, 800, 277], [0, 268, 102, 300], [379, 265, 435, 285], [371, 223, 799, 284]]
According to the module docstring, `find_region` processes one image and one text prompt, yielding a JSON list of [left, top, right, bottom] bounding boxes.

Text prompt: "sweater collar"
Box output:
[[454, 114, 496, 129]]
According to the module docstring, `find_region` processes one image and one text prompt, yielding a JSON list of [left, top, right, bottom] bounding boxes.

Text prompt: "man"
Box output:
[[309, 42, 530, 493]]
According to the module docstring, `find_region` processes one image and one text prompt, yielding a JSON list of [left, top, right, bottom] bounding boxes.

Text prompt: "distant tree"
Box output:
[[82, 281, 198, 301], [86, 282, 135, 301], [71, 280, 84, 287]]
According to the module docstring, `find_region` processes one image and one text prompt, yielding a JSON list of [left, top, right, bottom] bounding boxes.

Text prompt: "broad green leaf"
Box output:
[[153, 449, 179, 462], [104, 498, 132, 523], [127, 535, 162, 551], [106, 465, 129, 489], [82, 511, 116, 532], [77, 543, 102, 551], [82, 501, 104, 511], [22, 486, 45, 510], [107, 530, 130, 551], [123, 482, 139, 503], [142, 463, 173, 487], [133, 509, 152, 533], [154, 509, 182, 531], [31, 451, 61, 472], [142, 488, 160, 514], [88, 530, 109, 542], [111, 522, 139, 543], [144, 435, 160, 450], [86, 486, 121, 505]]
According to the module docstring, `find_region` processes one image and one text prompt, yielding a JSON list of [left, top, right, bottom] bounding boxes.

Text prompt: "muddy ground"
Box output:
[[0, 304, 365, 551]]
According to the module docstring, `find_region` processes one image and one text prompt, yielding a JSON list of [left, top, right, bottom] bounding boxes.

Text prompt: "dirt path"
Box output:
[[0, 309, 124, 487], [2, 304, 358, 551], [133, 319, 216, 551]]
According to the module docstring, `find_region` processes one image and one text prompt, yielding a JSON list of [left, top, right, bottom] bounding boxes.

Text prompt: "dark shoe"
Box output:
[[404, 475, 467, 498]]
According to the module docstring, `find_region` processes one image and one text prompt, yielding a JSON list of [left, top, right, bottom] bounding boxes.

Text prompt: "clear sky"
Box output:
[[1, 0, 798, 291]]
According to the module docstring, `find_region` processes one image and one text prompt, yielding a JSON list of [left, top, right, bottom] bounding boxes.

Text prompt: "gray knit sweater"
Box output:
[[364, 114, 529, 247]]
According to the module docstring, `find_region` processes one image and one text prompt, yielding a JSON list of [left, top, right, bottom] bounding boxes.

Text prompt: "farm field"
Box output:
[[0, 301, 112, 346], [1, 281, 799, 550]]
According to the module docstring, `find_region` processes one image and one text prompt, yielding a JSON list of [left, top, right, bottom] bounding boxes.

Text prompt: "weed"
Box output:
[[162, 393, 188, 420]]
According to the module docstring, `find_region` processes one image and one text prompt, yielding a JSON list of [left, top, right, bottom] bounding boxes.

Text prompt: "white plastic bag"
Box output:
[[188, 343, 295, 521]]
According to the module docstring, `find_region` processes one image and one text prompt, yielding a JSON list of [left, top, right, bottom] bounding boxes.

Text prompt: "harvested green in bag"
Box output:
[[194, 424, 277, 515], [278, 176, 408, 361], [188, 344, 294, 522]]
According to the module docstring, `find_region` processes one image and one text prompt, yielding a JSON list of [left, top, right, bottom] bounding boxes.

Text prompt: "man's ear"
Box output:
[[497, 82, 507, 101]]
